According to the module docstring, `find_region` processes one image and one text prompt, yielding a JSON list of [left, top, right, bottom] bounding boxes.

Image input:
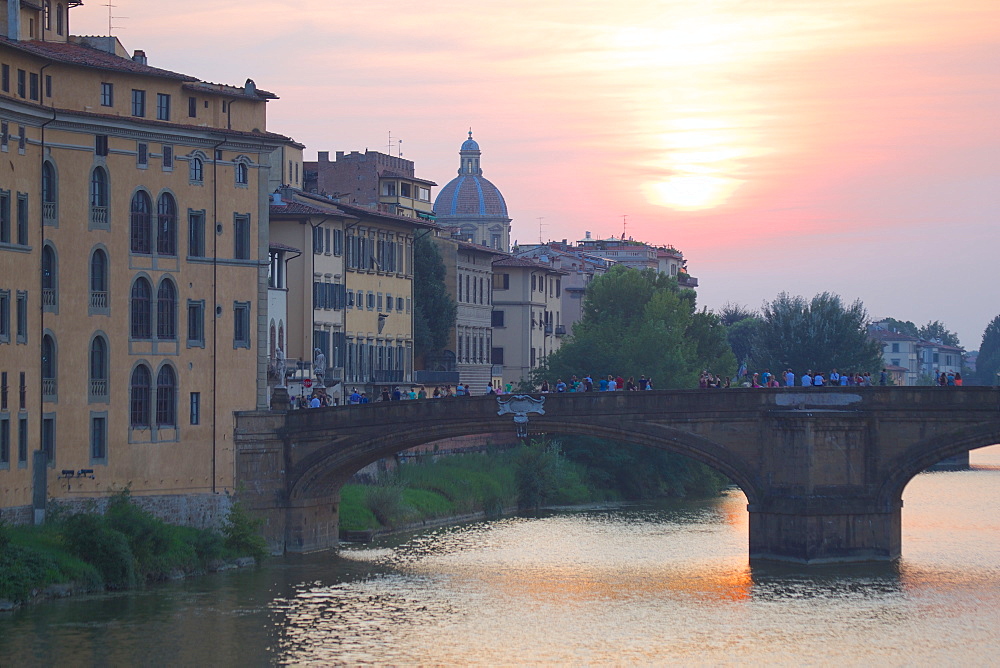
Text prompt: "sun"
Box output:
[[644, 175, 742, 210]]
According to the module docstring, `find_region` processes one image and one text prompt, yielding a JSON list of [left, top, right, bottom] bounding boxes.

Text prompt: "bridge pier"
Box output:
[[748, 499, 902, 563], [284, 494, 340, 553]]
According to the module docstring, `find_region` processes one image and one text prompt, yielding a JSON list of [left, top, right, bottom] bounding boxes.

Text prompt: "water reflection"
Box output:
[[3, 447, 999, 665]]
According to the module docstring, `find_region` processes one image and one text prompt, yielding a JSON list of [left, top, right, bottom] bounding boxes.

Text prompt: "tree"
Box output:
[[535, 265, 736, 388], [754, 292, 883, 374], [412, 235, 456, 357], [976, 315, 1000, 386], [918, 320, 961, 347], [879, 317, 918, 338], [718, 302, 758, 327]]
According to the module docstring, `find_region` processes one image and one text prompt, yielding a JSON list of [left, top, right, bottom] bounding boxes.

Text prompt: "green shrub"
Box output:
[[104, 491, 173, 576], [401, 488, 453, 518], [364, 477, 407, 526], [62, 514, 136, 590], [222, 500, 268, 563], [0, 544, 61, 603]]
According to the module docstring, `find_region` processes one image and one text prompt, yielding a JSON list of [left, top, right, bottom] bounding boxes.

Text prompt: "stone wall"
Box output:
[[1, 493, 232, 530]]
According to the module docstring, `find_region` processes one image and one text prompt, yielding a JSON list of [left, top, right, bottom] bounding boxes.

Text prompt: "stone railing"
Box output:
[[90, 205, 108, 227]]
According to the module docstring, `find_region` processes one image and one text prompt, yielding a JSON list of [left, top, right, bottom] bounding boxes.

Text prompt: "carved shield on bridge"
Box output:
[[497, 395, 546, 438]]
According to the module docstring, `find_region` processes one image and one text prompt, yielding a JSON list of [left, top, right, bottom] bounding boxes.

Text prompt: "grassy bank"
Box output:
[[0, 490, 267, 606], [340, 439, 731, 532]]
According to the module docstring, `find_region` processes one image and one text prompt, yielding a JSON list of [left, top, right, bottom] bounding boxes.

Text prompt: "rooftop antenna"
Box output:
[[622, 214, 628, 240], [386, 131, 403, 158], [537, 217, 545, 244], [102, 2, 126, 37]]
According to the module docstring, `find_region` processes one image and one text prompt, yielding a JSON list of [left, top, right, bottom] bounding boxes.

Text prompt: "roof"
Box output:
[[869, 329, 918, 342], [435, 174, 508, 218], [455, 239, 509, 257], [380, 169, 437, 186], [885, 364, 909, 372], [333, 201, 440, 230], [269, 242, 301, 253], [3, 37, 197, 81], [493, 256, 568, 274], [182, 81, 277, 101]]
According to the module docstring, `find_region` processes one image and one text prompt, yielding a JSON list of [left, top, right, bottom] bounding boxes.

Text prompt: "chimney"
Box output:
[[132, 50, 148, 65], [335, 151, 345, 160], [7, 0, 22, 40], [585, 231, 591, 240], [318, 151, 330, 163]]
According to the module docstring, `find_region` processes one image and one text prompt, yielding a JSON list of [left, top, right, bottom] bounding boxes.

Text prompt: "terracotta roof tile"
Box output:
[[493, 256, 568, 273], [3, 37, 197, 80]]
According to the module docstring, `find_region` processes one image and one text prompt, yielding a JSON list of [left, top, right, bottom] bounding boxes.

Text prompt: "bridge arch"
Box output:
[[877, 422, 1000, 507], [287, 418, 762, 507]]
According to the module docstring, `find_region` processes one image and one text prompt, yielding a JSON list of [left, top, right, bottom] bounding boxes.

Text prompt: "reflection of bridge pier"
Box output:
[[234, 388, 1000, 562]]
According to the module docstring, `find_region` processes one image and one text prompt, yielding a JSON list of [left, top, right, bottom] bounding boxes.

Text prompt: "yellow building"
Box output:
[[0, 2, 293, 523]]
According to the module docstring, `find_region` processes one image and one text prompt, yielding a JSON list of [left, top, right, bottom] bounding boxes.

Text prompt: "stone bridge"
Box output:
[[234, 387, 1000, 563]]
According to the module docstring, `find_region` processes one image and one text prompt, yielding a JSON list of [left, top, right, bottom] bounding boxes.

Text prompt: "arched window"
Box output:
[[90, 248, 108, 310], [90, 335, 108, 400], [41, 244, 57, 309], [269, 320, 276, 359], [90, 167, 109, 228], [130, 191, 152, 254], [156, 192, 176, 256], [130, 365, 151, 428], [41, 334, 56, 400], [56, 4, 64, 34], [43, 1, 51, 30], [235, 162, 249, 185], [278, 322, 284, 352], [156, 279, 176, 340], [156, 365, 176, 428], [41, 161, 57, 224], [130, 277, 152, 339], [189, 157, 204, 183]]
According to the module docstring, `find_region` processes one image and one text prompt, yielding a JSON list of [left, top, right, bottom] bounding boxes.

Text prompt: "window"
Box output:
[[233, 214, 250, 260], [90, 248, 108, 312], [367, 292, 375, 310], [95, 134, 109, 157], [188, 96, 197, 118], [235, 162, 248, 186], [492, 347, 504, 365], [18, 416, 27, 465], [492, 310, 505, 327], [156, 93, 170, 121], [19, 372, 25, 409], [90, 415, 107, 462], [89, 167, 109, 228], [0, 290, 8, 342], [190, 392, 201, 425], [16, 193, 27, 245], [162, 145, 173, 169], [1, 64, 8, 92], [130, 277, 152, 339], [1, 372, 6, 409], [187, 300, 205, 347], [16, 291, 27, 343], [41, 415, 55, 465], [0, 190, 8, 242], [156, 279, 176, 340], [156, 193, 176, 255], [89, 335, 108, 401], [101, 82, 113, 106], [189, 156, 204, 183], [397, 297, 404, 311], [233, 302, 251, 348], [188, 210, 205, 257], [130, 365, 151, 428], [42, 161, 57, 225], [313, 225, 323, 254], [55, 3, 63, 34], [41, 244, 56, 310], [130, 191, 152, 254], [892, 343, 900, 353], [131, 89, 146, 117], [156, 366, 176, 428], [41, 333, 56, 400], [17, 69, 25, 97], [1, 121, 7, 150], [29, 72, 39, 100], [497, 273, 510, 289], [17, 125, 24, 153], [1, 416, 8, 468], [137, 142, 148, 168]]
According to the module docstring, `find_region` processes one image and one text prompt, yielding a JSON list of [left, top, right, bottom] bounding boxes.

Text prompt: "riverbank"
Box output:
[[338, 438, 731, 536], [0, 490, 266, 611]]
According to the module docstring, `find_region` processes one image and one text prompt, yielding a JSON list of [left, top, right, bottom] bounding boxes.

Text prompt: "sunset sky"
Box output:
[[71, 1, 999, 348]]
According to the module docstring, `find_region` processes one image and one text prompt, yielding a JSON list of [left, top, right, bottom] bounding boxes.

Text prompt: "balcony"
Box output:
[[544, 324, 553, 335], [372, 369, 404, 383], [678, 273, 699, 288], [90, 379, 108, 399], [42, 378, 57, 401], [554, 325, 567, 337], [42, 288, 56, 307], [90, 291, 108, 309], [43, 201, 57, 225], [90, 205, 108, 228]]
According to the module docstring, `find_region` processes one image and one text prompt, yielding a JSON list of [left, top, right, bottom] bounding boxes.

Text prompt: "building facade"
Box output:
[[0, 3, 290, 522], [434, 132, 511, 251], [491, 257, 565, 386]]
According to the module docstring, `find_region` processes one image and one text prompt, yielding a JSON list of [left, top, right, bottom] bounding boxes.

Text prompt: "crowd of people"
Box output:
[[704, 367, 963, 388]]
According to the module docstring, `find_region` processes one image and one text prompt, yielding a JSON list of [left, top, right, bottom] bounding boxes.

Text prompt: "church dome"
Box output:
[[434, 131, 509, 218]]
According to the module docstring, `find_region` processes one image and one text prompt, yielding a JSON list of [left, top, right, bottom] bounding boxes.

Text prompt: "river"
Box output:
[[2, 446, 999, 666]]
